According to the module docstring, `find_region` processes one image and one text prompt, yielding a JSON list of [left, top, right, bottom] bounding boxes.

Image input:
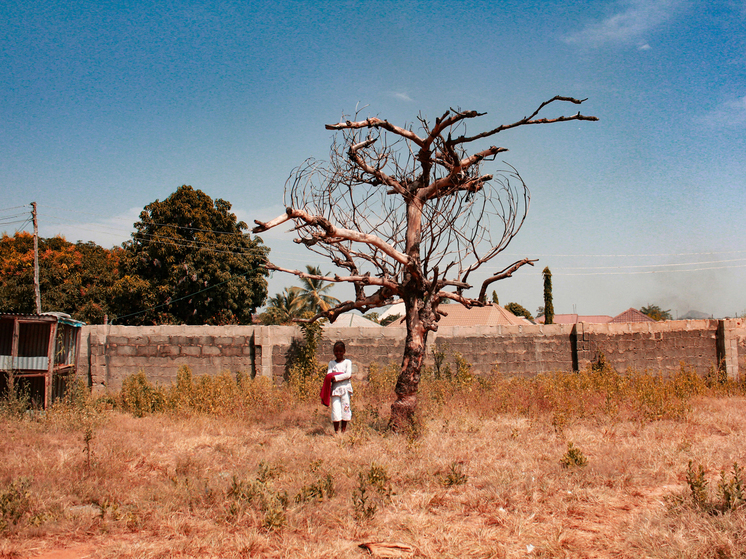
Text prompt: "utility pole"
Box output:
[[32, 202, 41, 314]]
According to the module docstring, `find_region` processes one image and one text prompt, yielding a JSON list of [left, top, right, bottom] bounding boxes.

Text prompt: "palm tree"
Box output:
[[292, 265, 339, 314], [260, 288, 306, 325]]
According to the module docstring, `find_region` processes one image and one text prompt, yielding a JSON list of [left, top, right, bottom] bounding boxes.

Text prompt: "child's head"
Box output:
[[333, 341, 346, 361]]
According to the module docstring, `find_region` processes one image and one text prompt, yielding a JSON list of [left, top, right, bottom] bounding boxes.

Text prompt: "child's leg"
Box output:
[[340, 392, 351, 433], [333, 421, 340, 433], [331, 396, 342, 434]]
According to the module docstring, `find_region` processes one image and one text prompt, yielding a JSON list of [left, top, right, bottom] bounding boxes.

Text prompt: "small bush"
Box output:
[[120, 371, 165, 417], [352, 463, 392, 521], [227, 463, 289, 531], [286, 322, 326, 402], [684, 461, 745, 514], [0, 477, 32, 533], [560, 442, 588, 469], [0, 378, 31, 419], [440, 462, 468, 487], [295, 473, 335, 503]]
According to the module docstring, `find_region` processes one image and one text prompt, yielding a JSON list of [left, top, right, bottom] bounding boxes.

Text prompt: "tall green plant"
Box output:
[[542, 267, 554, 325], [287, 321, 326, 401]]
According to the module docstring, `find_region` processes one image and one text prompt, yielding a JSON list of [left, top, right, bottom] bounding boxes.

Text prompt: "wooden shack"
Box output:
[[0, 312, 85, 409]]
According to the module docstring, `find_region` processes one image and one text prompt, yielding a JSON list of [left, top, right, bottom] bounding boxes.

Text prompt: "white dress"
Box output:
[[328, 358, 352, 421]]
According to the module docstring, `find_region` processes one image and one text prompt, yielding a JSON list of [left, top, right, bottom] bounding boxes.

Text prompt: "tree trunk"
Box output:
[[390, 299, 429, 432]]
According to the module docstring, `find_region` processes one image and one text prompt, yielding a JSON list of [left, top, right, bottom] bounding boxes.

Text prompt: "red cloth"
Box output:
[[320, 372, 337, 407]]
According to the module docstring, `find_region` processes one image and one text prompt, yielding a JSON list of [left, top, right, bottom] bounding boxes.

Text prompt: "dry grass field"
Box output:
[[2, 358, 746, 558]]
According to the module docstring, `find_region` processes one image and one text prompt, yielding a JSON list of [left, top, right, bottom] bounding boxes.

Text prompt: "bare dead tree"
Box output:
[[254, 96, 597, 430]]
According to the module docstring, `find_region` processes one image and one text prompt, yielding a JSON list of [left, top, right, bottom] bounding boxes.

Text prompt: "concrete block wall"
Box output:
[[576, 320, 721, 375], [78, 318, 743, 393], [82, 325, 260, 391]]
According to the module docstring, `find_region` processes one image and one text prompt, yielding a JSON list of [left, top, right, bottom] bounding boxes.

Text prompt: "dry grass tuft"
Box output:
[[2, 356, 746, 558]]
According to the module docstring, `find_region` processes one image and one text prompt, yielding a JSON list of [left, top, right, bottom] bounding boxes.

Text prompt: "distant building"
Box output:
[[324, 313, 381, 328], [385, 303, 532, 327], [536, 314, 612, 324], [609, 308, 656, 323]]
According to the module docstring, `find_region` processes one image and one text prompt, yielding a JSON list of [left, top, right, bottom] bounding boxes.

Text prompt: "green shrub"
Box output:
[[560, 442, 588, 469], [120, 371, 165, 417], [352, 463, 392, 521], [440, 462, 468, 487]]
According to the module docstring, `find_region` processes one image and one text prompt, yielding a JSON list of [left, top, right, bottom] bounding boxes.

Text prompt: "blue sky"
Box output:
[[2, 0, 745, 318]]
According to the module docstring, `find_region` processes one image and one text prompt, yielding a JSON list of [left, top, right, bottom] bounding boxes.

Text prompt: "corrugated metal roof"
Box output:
[[0, 312, 85, 327]]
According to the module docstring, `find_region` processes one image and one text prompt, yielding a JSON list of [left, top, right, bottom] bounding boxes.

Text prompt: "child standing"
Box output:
[[321, 341, 353, 434]]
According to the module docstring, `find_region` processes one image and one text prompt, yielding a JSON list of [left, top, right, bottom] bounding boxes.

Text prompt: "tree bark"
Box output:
[[390, 294, 429, 432]]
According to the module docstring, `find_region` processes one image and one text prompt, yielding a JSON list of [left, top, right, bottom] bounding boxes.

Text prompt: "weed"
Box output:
[[440, 462, 468, 487], [366, 362, 399, 398], [430, 343, 451, 380], [453, 352, 474, 387], [685, 461, 746, 514], [256, 460, 283, 483], [0, 477, 32, 532], [286, 321, 326, 402], [120, 371, 165, 417], [704, 362, 728, 389], [560, 442, 588, 469], [0, 376, 31, 419], [83, 425, 94, 471], [227, 462, 289, 530], [352, 463, 392, 521], [295, 473, 335, 503], [686, 460, 709, 510], [717, 463, 744, 512]]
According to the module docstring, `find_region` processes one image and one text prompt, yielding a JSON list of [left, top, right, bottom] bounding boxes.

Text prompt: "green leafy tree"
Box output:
[[491, 290, 499, 305], [114, 185, 269, 325], [505, 302, 533, 320], [0, 232, 120, 323], [640, 304, 672, 321], [291, 265, 339, 313], [542, 266, 554, 324], [259, 288, 307, 325]]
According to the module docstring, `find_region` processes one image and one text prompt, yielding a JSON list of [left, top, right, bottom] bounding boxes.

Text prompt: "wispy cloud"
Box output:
[[700, 96, 746, 128], [391, 91, 413, 102], [563, 0, 682, 48]]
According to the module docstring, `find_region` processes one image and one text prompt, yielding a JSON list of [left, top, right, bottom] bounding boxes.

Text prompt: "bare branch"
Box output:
[[252, 211, 292, 233], [326, 117, 425, 148], [451, 96, 598, 146], [263, 262, 399, 293], [477, 258, 538, 303]]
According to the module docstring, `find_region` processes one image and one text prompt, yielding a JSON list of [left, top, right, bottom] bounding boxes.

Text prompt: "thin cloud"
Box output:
[[391, 91, 413, 102], [700, 95, 746, 128], [563, 0, 682, 48]]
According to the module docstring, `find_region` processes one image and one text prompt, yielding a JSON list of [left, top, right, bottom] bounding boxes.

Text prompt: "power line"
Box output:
[[505, 249, 746, 258], [0, 204, 31, 213], [551, 257, 746, 271], [549, 263, 746, 276]]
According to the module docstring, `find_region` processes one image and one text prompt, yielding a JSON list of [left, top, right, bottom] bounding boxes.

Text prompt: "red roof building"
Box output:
[[609, 308, 656, 323]]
